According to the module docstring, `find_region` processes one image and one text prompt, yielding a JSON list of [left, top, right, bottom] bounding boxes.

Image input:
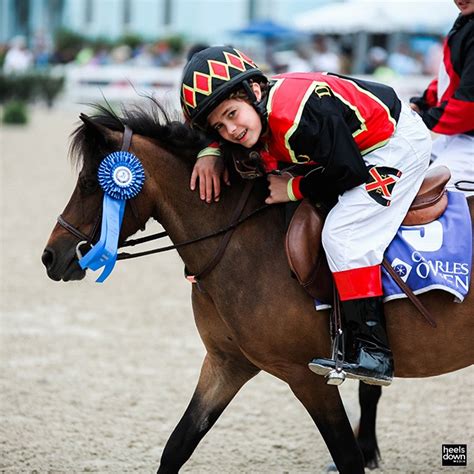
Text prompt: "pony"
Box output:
[[42, 101, 474, 473]]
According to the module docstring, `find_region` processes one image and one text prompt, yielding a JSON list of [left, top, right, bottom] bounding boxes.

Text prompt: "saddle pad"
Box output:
[[382, 191, 472, 303]]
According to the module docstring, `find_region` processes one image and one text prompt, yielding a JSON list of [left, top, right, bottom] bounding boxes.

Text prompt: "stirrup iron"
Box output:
[[325, 328, 346, 385]]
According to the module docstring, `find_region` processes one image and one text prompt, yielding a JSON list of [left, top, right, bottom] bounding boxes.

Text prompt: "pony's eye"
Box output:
[[79, 176, 98, 194]]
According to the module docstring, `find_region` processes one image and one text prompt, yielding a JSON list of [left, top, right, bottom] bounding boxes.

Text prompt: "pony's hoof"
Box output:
[[365, 458, 380, 470]]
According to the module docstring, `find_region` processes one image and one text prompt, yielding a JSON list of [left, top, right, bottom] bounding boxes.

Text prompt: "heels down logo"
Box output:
[[442, 444, 467, 466]]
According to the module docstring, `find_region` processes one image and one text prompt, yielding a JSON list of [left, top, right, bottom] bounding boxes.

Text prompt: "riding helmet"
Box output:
[[180, 45, 267, 130]]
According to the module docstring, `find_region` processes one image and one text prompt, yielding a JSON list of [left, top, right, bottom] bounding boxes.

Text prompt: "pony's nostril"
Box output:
[[41, 248, 55, 269]]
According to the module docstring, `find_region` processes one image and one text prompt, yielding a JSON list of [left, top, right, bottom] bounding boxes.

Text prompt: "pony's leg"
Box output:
[[288, 369, 365, 474], [357, 382, 382, 469], [157, 353, 259, 473]]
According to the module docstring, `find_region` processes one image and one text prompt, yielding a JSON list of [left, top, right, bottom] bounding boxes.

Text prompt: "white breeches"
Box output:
[[430, 134, 474, 197], [322, 103, 431, 273]]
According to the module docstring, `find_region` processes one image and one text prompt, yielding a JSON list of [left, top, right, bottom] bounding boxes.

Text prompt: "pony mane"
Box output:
[[70, 97, 207, 169]]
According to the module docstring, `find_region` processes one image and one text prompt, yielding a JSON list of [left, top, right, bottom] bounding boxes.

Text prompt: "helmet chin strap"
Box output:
[[241, 79, 268, 133]]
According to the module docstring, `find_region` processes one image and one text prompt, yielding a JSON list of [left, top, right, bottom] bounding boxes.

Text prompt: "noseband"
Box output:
[[57, 125, 134, 258]]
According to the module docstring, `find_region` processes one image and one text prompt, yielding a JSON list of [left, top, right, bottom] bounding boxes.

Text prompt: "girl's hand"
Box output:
[[190, 155, 230, 203], [265, 174, 292, 204]]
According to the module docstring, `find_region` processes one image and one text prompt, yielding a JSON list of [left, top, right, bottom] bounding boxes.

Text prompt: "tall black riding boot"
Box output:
[[309, 297, 394, 386]]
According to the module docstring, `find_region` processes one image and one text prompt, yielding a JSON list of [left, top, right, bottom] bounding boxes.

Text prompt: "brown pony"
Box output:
[[42, 103, 474, 473]]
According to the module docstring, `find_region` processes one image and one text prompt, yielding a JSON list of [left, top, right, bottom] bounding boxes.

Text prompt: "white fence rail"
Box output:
[[61, 64, 183, 108], [59, 64, 430, 108]]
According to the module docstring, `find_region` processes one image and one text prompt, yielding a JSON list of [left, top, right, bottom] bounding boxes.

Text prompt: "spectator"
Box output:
[[75, 46, 94, 65], [32, 30, 52, 69], [90, 46, 111, 66], [133, 44, 156, 67], [153, 41, 173, 67], [310, 36, 341, 73], [387, 43, 422, 76], [286, 44, 313, 73], [366, 47, 396, 81], [110, 44, 132, 64], [3, 36, 33, 74]]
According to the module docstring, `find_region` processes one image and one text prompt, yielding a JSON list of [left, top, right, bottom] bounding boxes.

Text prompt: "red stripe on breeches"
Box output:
[[333, 265, 382, 300]]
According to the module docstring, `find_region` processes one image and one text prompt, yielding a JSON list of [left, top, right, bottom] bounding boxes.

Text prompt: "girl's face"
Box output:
[[207, 83, 263, 148], [454, 0, 474, 15]]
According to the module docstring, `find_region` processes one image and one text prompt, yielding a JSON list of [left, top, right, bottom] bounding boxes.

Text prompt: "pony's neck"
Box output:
[[144, 143, 253, 270]]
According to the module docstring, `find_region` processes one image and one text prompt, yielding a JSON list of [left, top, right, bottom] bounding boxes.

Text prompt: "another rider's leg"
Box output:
[[430, 134, 474, 197]]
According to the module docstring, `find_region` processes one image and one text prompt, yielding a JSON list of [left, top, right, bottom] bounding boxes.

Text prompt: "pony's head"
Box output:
[[42, 101, 205, 281]]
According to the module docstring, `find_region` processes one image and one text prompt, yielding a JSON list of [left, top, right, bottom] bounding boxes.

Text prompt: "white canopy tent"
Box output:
[[294, 0, 459, 34], [293, 0, 459, 73]]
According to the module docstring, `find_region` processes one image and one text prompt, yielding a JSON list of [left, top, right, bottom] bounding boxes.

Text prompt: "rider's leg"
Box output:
[[309, 267, 394, 386], [309, 104, 431, 386]]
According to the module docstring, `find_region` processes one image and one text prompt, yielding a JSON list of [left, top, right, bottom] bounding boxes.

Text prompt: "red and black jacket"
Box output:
[[410, 13, 474, 136], [258, 72, 401, 201]]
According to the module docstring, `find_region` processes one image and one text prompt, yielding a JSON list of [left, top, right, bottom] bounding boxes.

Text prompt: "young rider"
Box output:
[[410, 0, 474, 195], [181, 45, 431, 386]]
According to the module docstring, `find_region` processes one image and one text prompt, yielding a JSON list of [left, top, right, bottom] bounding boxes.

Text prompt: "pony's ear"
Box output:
[[79, 113, 121, 148]]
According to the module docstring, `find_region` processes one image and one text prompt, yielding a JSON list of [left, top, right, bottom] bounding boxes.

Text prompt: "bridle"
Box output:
[[57, 124, 270, 284], [57, 125, 134, 259]]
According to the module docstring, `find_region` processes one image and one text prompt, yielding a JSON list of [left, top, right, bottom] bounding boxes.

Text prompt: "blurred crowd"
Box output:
[[1, 30, 442, 78], [364, 42, 442, 78], [0, 31, 185, 73], [271, 35, 443, 77], [71, 39, 183, 68]]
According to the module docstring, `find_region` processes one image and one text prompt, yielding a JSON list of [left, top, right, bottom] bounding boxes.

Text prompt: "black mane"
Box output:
[[70, 97, 207, 169]]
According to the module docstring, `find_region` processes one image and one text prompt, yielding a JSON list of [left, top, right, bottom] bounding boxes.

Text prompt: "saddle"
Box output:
[[285, 166, 451, 302]]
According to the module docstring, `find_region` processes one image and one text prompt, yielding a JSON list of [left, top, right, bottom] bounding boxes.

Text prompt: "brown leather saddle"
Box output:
[[285, 166, 451, 302]]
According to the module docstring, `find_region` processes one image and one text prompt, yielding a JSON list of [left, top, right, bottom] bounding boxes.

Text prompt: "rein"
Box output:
[[57, 125, 270, 283], [117, 198, 269, 261]]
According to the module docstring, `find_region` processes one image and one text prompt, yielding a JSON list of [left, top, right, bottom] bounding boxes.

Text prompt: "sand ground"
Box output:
[[1, 106, 472, 473]]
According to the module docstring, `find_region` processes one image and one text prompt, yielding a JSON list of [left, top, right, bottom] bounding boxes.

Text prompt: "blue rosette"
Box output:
[[98, 151, 145, 200], [79, 151, 145, 282]]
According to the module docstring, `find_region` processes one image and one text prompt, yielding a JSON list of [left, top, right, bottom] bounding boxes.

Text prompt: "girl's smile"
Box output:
[[454, 0, 474, 15]]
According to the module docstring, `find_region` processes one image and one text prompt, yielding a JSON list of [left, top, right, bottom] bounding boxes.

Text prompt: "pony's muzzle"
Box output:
[[41, 248, 54, 270]]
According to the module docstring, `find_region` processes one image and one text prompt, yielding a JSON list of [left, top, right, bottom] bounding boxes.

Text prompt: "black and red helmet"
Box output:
[[180, 46, 266, 129]]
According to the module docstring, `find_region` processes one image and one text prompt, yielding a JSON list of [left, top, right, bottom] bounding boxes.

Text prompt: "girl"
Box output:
[[181, 46, 431, 386]]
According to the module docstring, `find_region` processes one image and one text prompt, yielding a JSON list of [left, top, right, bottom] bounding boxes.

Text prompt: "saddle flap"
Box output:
[[285, 199, 333, 301], [402, 166, 450, 225]]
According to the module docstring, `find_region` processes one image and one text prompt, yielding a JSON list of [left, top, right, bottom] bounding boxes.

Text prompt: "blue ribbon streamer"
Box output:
[[78, 151, 144, 283], [79, 195, 125, 282]]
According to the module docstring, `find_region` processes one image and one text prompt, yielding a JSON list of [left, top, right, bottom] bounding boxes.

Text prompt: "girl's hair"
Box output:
[[228, 79, 269, 102]]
